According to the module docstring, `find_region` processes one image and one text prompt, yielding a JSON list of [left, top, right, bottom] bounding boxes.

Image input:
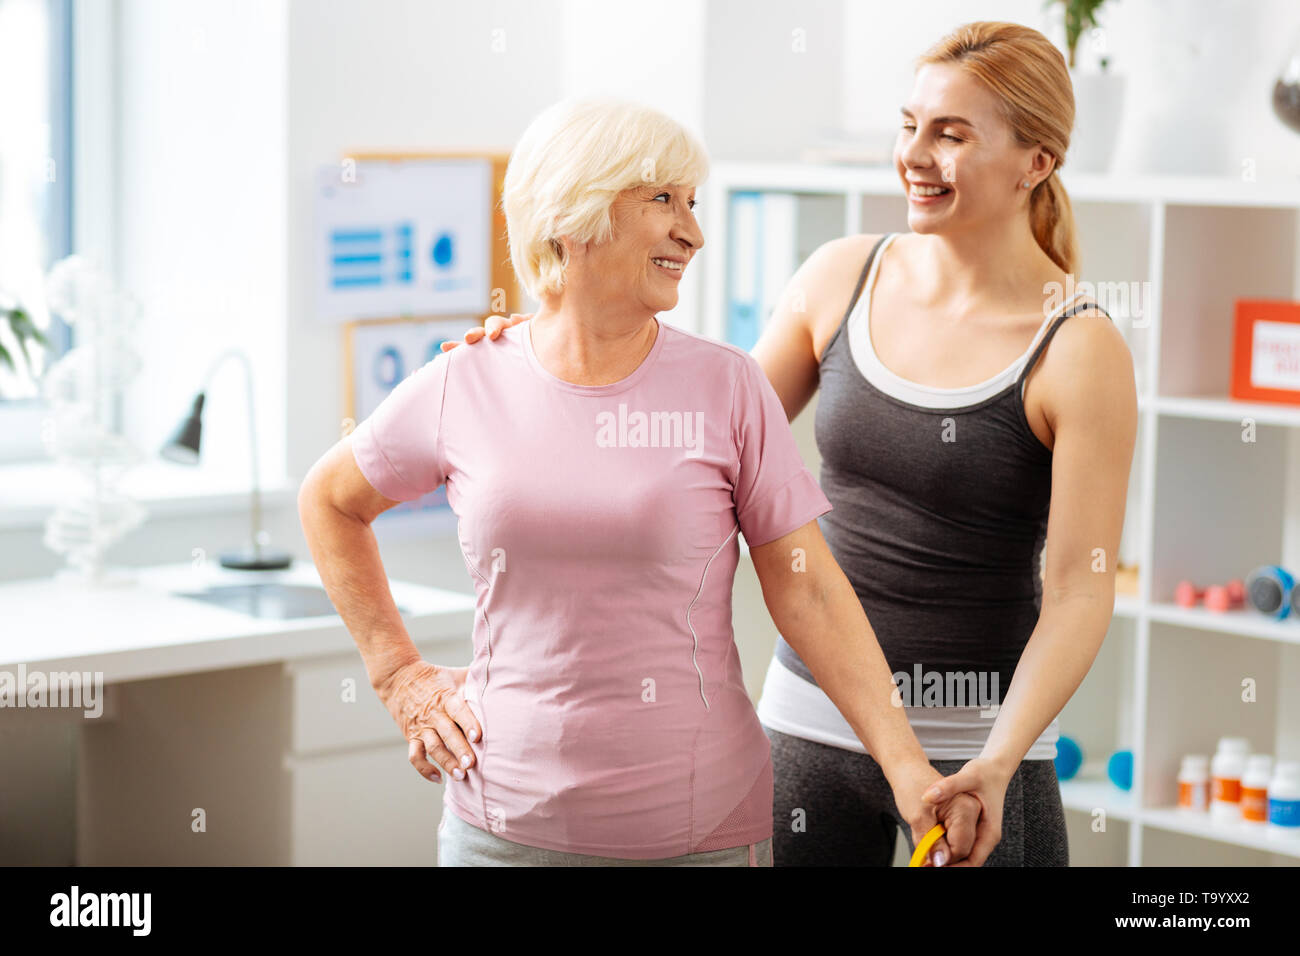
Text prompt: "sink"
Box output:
[[174, 583, 408, 620]]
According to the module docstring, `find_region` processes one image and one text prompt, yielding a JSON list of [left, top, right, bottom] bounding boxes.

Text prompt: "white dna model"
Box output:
[[39, 255, 147, 586]]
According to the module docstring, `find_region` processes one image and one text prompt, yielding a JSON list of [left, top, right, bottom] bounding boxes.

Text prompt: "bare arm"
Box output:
[[298, 435, 420, 686], [750, 518, 979, 863], [923, 310, 1138, 863], [750, 234, 881, 422], [297, 435, 481, 781], [980, 311, 1138, 773], [749, 520, 924, 773]]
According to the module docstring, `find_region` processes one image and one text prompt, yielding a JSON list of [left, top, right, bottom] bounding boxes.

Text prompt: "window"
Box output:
[[0, 0, 73, 461]]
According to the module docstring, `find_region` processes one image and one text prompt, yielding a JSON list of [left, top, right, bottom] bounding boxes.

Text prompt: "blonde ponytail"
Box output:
[[1030, 171, 1077, 274]]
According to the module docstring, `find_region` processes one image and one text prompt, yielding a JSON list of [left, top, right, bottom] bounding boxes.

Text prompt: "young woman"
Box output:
[[753, 21, 1136, 867], [456, 21, 1137, 866]]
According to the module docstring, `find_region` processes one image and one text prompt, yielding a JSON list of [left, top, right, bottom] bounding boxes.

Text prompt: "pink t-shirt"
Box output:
[[350, 317, 832, 858]]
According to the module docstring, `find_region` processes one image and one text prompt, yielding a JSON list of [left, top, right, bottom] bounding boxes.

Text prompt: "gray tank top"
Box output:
[[774, 233, 1110, 703]]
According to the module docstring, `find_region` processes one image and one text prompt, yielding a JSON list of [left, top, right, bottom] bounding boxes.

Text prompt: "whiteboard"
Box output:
[[315, 159, 492, 322]]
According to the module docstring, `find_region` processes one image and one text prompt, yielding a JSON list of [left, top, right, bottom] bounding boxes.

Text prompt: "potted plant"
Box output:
[[1046, 0, 1126, 173], [0, 298, 50, 395]]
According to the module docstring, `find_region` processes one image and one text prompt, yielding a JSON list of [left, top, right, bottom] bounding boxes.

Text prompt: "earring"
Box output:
[[1022, 180, 1031, 188]]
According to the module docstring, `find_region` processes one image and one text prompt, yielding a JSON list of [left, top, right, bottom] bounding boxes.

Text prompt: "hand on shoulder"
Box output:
[[440, 313, 533, 352]]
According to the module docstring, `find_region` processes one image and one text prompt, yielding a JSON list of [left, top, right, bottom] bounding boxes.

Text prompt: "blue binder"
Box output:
[[726, 191, 763, 351]]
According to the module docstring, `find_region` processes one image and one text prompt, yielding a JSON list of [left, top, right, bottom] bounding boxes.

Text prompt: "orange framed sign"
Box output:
[[1231, 300, 1300, 405]]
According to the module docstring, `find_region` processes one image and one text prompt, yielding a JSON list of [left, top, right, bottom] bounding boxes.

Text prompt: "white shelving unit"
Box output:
[[702, 161, 1300, 866]]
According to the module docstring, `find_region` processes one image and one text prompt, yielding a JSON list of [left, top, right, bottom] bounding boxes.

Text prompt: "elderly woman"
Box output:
[[298, 97, 979, 866]]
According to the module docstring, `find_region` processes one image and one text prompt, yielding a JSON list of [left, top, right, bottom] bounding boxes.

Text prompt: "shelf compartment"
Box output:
[[1143, 807, 1300, 860], [1060, 773, 1137, 822], [1147, 602, 1300, 645], [1149, 415, 1290, 602], [1158, 204, 1297, 399], [1154, 396, 1300, 428], [1144, 623, 1287, 810]]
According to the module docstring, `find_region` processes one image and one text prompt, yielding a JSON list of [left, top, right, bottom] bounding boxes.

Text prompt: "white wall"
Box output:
[[560, 0, 707, 130], [842, 0, 1300, 181], [116, 0, 288, 492], [1096, 0, 1300, 180], [702, 0, 845, 161]]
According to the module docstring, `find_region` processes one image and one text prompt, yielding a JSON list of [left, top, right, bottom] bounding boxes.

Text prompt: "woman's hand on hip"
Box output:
[[921, 756, 1013, 866], [440, 313, 533, 351], [374, 660, 481, 783]]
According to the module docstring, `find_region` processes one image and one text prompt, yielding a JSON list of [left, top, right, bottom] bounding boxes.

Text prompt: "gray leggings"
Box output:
[[765, 726, 1069, 866], [437, 807, 774, 867]]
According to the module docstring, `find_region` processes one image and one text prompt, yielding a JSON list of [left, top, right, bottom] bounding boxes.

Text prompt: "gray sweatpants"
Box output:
[[765, 726, 1069, 866], [436, 808, 774, 867]]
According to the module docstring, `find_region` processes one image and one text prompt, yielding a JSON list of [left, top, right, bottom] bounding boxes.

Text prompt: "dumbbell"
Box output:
[[1245, 565, 1295, 620], [1174, 578, 1246, 612]]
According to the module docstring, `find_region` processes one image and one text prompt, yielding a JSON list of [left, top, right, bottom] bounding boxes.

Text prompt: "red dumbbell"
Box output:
[[1175, 579, 1246, 612]]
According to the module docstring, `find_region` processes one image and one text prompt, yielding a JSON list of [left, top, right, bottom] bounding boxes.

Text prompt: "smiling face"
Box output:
[[894, 62, 1056, 236], [565, 183, 703, 314]]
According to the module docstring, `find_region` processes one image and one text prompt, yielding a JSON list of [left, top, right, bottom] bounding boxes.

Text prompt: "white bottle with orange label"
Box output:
[[1210, 737, 1249, 823], [1177, 755, 1210, 811], [1240, 754, 1272, 824]]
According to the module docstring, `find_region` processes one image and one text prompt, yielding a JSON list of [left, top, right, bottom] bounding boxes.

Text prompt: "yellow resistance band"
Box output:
[[908, 823, 946, 867]]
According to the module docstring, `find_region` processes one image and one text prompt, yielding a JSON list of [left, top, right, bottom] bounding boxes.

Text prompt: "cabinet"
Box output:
[[75, 635, 470, 866], [284, 638, 471, 866]]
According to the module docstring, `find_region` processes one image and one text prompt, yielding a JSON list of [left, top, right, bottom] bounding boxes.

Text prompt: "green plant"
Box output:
[[1045, 0, 1117, 70], [0, 301, 50, 385]]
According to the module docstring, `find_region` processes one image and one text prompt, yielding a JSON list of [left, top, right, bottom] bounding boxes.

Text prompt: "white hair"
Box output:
[[502, 97, 709, 301]]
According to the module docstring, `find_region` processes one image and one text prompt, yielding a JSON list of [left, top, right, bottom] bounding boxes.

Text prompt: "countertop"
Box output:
[[0, 559, 476, 683]]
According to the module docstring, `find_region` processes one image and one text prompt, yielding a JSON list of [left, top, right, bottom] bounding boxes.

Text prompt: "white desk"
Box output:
[[0, 560, 476, 865]]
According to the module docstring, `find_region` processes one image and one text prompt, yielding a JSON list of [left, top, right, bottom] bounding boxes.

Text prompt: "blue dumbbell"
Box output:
[[1246, 565, 1295, 620]]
